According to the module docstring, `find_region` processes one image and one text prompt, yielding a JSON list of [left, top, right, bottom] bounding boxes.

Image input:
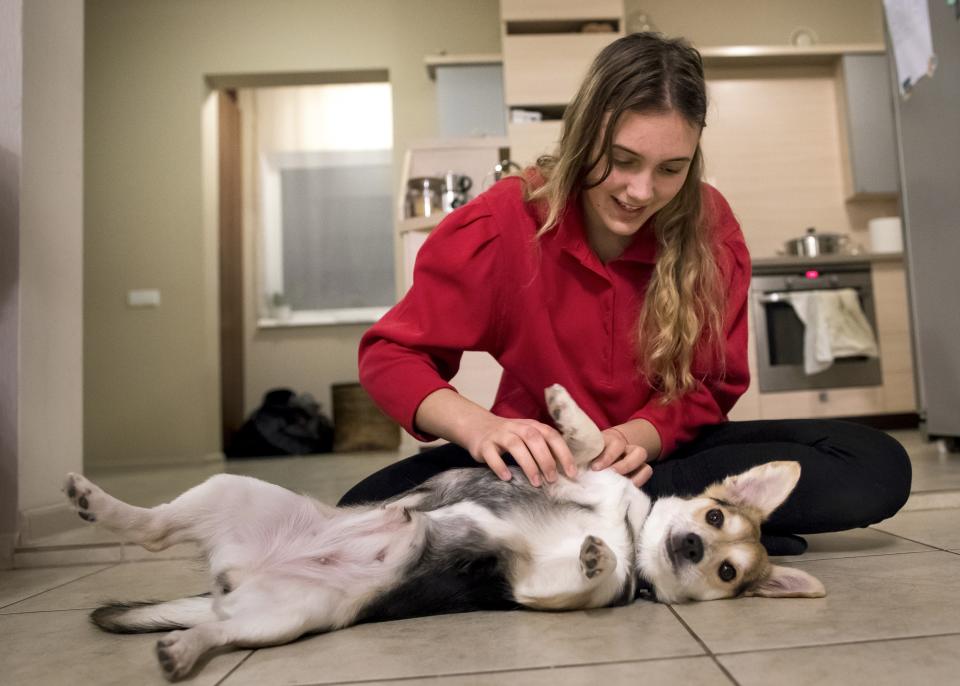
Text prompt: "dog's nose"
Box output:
[[675, 532, 703, 564]]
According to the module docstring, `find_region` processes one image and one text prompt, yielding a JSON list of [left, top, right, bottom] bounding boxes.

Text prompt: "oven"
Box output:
[[751, 262, 882, 392]]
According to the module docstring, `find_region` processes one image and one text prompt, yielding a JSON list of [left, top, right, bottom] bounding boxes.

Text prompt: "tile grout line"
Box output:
[[866, 530, 959, 555], [780, 547, 946, 566], [267, 653, 723, 686], [0, 562, 123, 612], [666, 604, 740, 686], [215, 648, 256, 686], [712, 629, 960, 657]]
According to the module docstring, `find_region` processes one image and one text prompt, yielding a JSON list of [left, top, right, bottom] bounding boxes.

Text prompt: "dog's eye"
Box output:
[[718, 561, 737, 582], [706, 508, 724, 528]]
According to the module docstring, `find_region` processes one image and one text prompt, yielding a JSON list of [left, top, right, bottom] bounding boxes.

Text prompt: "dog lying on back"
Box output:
[[63, 384, 823, 680]]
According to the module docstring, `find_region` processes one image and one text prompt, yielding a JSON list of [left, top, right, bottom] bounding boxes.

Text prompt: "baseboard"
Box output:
[[0, 533, 15, 570], [17, 501, 83, 545], [836, 412, 921, 431], [83, 451, 225, 474]]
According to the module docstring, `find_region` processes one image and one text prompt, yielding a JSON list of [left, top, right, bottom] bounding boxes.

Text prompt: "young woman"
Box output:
[[339, 33, 911, 555]]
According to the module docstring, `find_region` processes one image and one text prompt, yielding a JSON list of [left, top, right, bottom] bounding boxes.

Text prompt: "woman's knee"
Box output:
[[825, 421, 912, 524]]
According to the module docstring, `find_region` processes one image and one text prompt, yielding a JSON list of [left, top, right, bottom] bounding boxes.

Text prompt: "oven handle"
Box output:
[[756, 286, 862, 304]]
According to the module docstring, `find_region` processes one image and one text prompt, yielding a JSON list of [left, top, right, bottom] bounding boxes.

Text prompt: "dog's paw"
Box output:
[[156, 631, 197, 681], [544, 385, 604, 465], [580, 535, 615, 580], [63, 473, 101, 523]]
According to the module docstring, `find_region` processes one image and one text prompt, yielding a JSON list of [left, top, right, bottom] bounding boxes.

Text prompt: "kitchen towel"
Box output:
[[785, 289, 880, 375]]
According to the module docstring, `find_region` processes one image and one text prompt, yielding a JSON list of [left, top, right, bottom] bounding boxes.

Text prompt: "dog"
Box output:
[[63, 384, 824, 680]]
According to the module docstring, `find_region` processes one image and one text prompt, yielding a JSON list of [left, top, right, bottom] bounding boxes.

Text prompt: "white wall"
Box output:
[[17, 0, 85, 542], [84, 0, 501, 468]]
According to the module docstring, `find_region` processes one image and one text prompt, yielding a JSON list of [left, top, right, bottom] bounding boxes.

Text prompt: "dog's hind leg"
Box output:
[[63, 472, 301, 552], [544, 385, 604, 467], [155, 612, 309, 681], [155, 576, 340, 681]]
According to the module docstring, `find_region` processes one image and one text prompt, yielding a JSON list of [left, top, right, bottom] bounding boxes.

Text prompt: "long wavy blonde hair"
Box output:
[[527, 33, 724, 402]]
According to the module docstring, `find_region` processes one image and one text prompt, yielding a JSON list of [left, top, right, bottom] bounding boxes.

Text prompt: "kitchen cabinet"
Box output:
[[835, 54, 900, 198], [499, 0, 624, 167]]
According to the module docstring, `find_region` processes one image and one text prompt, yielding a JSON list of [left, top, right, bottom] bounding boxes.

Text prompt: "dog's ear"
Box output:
[[744, 564, 825, 598], [705, 461, 801, 520]]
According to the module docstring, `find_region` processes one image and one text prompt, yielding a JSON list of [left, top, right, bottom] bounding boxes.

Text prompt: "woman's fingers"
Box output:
[[610, 445, 649, 476], [501, 434, 543, 487], [628, 463, 654, 488], [479, 445, 513, 481], [531, 422, 579, 479], [590, 429, 627, 471]]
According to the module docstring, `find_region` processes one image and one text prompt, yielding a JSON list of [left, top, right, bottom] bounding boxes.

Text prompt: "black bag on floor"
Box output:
[[226, 388, 334, 458]]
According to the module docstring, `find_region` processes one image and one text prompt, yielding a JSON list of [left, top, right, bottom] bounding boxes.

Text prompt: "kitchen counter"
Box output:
[[752, 251, 903, 270]]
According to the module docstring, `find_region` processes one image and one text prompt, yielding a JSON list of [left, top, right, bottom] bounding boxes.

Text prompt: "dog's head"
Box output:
[[638, 461, 825, 603]]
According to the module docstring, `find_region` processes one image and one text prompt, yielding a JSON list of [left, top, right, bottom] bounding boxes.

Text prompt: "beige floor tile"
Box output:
[[0, 564, 108, 610], [719, 634, 960, 686], [673, 551, 960, 653], [771, 527, 932, 564], [889, 430, 960, 493], [355, 656, 731, 686], [0, 610, 249, 686], [2, 558, 209, 613], [223, 604, 703, 685], [872, 507, 960, 550], [224, 451, 403, 504]]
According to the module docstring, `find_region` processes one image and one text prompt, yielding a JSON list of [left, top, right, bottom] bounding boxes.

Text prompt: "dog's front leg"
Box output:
[[510, 534, 619, 611], [544, 384, 604, 468]]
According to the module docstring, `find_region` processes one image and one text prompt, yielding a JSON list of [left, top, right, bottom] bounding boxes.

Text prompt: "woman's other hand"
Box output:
[[590, 427, 653, 488]]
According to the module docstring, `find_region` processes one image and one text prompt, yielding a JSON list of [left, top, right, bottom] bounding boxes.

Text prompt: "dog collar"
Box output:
[[634, 576, 656, 601]]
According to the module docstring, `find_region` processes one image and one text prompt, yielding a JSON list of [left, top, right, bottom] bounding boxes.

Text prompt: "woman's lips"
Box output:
[[613, 196, 647, 215]]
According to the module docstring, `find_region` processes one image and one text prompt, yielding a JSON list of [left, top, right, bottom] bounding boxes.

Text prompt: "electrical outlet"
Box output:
[[127, 289, 161, 308]]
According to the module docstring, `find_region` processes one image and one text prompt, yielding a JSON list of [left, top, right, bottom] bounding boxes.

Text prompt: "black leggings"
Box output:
[[338, 419, 912, 536]]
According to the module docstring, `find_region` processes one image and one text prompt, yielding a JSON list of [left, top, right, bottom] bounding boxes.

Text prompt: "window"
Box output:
[[244, 82, 395, 325]]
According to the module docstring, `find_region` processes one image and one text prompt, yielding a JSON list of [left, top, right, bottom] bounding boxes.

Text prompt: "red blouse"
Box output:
[[358, 176, 751, 457]]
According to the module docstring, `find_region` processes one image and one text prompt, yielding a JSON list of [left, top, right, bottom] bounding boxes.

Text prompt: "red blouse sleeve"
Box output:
[[358, 200, 505, 441], [628, 192, 752, 457]]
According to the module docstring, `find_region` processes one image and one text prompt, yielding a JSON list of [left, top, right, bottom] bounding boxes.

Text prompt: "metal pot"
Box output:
[[783, 227, 850, 257], [440, 171, 473, 212], [405, 177, 443, 218]]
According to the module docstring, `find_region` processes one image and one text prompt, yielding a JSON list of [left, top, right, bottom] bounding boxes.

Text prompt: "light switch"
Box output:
[[127, 289, 161, 308]]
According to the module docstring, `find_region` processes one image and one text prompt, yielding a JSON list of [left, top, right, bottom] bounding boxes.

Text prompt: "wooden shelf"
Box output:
[[425, 53, 502, 80], [701, 43, 885, 68], [397, 213, 449, 235]]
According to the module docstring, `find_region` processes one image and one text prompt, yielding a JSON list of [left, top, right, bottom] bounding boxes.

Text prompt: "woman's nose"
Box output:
[[626, 170, 654, 204]]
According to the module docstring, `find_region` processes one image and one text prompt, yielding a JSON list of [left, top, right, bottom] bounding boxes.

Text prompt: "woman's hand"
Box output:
[[466, 416, 579, 487], [590, 427, 653, 488]]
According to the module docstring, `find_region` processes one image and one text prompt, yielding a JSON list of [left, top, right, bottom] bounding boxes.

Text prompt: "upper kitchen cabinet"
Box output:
[[501, 0, 622, 106], [500, 0, 624, 165], [835, 54, 900, 199]]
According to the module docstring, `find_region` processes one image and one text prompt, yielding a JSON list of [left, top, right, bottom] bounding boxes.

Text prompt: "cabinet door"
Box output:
[[839, 54, 899, 196], [503, 34, 619, 106], [508, 120, 563, 167]]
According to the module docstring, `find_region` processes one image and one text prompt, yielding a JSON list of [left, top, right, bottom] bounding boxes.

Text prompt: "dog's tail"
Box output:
[[90, 594, 216, 633]]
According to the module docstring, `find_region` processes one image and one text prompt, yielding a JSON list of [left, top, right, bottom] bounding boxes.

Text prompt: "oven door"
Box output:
[[751, 270, 883, 393]]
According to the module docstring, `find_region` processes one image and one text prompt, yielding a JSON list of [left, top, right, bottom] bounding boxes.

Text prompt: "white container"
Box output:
[[868, 216, 904, 254]]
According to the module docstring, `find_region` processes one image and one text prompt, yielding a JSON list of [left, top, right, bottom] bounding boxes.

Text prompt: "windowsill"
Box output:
[[257, 307, 390, 329]]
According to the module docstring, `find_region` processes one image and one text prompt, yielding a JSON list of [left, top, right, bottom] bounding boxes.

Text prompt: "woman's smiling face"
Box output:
[[581, 109, 701, 261]]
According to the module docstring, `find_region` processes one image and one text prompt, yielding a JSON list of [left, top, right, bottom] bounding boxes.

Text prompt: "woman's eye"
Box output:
[[706, 508, 724, 528], [660, 166, 683, 175], [718, 561, 737, 582], [612, 157, 633, 167]]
